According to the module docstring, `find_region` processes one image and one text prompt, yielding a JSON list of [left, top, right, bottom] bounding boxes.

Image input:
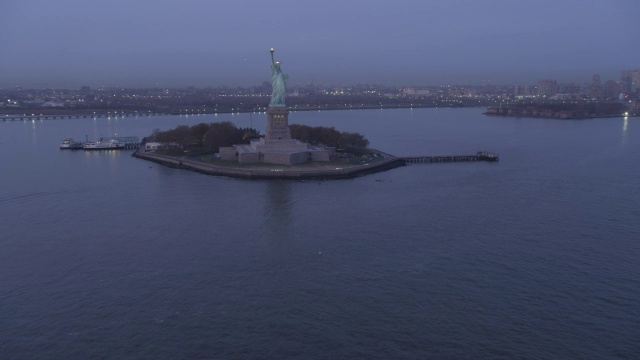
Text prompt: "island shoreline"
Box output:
[[132, 148, 406, 180]]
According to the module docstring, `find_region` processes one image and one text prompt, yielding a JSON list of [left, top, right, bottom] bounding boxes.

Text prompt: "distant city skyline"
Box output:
[[1, 0, 638, 88]]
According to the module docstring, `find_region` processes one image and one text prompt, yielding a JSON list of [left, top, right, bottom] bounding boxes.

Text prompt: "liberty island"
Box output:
[[132, 49, 407, 179], [132, 49, 497, 179]]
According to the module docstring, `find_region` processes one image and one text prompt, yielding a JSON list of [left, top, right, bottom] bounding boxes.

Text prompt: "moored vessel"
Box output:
[[83, 139, 125, 150], [59, 138, 84, 149]]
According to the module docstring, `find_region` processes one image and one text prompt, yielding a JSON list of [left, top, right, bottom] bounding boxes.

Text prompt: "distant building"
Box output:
[[589, 74, 601, 98], [621, 71, 633, 93], [514, 85, 531, 96], [42, 101, 64, 107], [537, 79, 557, 97], [403, 88, 430, 96], [80, 86, 91, 93], [621, 67, 640, 94], [558, 82, 580, 94], [603, 80, 620, 99]]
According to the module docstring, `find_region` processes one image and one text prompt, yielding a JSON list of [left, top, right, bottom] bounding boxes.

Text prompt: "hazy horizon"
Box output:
[[1, 0, 638, 88]]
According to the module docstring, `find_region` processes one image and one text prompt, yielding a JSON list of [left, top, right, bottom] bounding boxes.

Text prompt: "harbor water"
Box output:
[[1, 108, 639, 359]]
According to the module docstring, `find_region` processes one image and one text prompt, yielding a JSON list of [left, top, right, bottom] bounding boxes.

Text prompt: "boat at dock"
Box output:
[[59, 138, 84, 150], [58, 136, 140, 150], [83, 139, 125, 150]]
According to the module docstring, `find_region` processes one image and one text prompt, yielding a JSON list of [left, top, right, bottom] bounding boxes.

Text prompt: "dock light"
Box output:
[[624, 112, 629, 116]]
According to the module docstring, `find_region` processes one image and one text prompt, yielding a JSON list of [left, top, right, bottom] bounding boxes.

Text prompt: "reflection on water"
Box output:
[[83, 149, 123, 157], [622, 116, 629, 146], [263, 181, 294, 242], [30, 119, 38, 145]]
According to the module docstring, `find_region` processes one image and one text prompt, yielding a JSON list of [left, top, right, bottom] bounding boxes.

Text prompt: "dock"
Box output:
[[401, 151, 499, 163]]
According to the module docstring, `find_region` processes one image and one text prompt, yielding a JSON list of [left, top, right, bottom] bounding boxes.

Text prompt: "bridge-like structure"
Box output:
[[401, 151, 499, 163], [2, 112, 170, 121]]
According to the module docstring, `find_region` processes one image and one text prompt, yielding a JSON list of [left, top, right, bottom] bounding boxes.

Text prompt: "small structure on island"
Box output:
[[219, 49, 330, 165]]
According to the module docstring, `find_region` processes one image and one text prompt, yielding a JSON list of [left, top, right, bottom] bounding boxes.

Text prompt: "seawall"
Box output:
[[132, 149, 405, 180]]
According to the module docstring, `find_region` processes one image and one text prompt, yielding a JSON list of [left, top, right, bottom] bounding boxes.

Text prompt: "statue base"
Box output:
[[218, 106, 331, 165], [265, 107, 292, 141]]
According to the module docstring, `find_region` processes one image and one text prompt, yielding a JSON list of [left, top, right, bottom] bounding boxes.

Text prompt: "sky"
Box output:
[[0, 0, 639, 88]]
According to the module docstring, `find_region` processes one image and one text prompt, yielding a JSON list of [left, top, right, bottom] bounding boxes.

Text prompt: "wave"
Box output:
[[0, 185, 110, 205]]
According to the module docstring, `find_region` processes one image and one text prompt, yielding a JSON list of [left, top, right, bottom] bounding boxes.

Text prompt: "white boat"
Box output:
[[83, 139, 125, 150], [59, 138, 84, 149]]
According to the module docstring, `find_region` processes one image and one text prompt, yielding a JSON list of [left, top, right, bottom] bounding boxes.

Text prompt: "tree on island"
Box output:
[[148, 122, 369, 155], [202, 122, 244, 152], [149, 122, 257, 153], [289, 124, 369, 149]]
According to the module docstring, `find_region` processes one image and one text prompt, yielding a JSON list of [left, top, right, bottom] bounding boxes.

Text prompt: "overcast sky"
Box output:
[[0, 0, 638, 88]]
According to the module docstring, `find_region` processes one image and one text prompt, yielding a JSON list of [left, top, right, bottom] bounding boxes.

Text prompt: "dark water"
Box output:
[[1, 108, 639, 359]]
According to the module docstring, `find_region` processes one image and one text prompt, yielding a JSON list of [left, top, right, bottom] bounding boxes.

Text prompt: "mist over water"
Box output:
[[1, 1, 638, 87], [1, 108, 639, 359]]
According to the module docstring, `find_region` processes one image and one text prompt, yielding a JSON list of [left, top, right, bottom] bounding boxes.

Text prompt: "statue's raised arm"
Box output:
[[269, 48, 286, 107]]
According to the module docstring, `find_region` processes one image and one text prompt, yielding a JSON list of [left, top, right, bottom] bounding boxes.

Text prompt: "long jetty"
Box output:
[[401, 151, 499, 163]]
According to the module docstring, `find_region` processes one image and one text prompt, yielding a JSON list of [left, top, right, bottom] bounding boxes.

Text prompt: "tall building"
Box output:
[[537, 79, 557, 97], [622, 67, 640, 94], [621, 70, 633, 94], [589, 74, 601, 97], [559, 82, 580, 94], [603, 80, 620, 99], [514, 85, 530, 96], [634, 68, 640, 93]]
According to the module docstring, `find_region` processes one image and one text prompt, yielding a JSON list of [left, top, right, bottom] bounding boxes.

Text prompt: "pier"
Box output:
[[401, 151, 499, 163]]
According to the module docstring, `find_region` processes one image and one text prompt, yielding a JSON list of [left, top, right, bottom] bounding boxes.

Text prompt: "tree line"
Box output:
[[289, 124, 369, 149], [148, 122, 259, 152], [147, 122, 368, 153]]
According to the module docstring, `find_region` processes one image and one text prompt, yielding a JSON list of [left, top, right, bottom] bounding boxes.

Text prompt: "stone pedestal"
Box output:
[[265, 107, 291, 141], [219, 106, 330, 165]]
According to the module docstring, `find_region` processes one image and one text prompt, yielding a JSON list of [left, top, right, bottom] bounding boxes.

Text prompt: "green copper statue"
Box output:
[[269, 48, 287, 107]]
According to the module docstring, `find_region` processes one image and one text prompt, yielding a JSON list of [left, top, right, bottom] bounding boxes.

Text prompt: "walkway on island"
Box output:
[[132, 148, 405, 180], [133, 148, 499, 180]]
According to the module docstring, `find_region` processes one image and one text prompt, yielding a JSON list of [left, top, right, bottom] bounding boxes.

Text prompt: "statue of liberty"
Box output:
[[269, 48, 287, 107]]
